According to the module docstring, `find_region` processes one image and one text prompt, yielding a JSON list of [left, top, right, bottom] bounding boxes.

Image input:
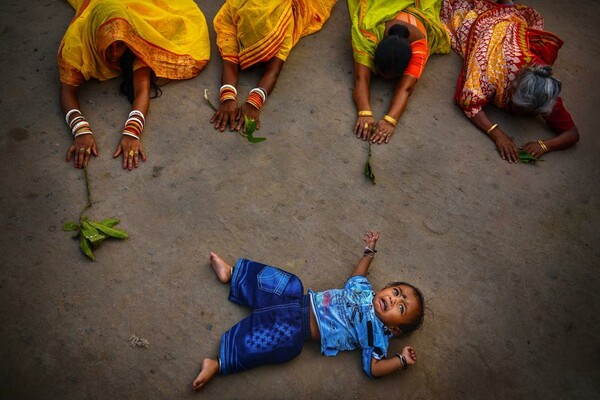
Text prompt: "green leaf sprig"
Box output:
[[517, 149, 544, 164], [364, 141, 376, 184], [62, 166, 128, 261], [204, 89, 266, 143]]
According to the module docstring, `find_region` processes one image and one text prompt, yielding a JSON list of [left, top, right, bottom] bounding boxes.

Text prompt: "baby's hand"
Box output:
[[363, 230, 380, 250], [401, 346, 417, 366]]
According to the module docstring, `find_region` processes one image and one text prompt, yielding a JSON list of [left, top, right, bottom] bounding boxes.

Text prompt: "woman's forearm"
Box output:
[[386, 75, 417, 121], [132, 67, 151, 115], [353, 62, 372, 111], [60, 82, 80, 114], [257, 57, 284, 95]]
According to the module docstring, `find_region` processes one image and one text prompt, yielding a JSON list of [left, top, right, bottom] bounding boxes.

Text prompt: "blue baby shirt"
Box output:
[[309, 276, 392, 378]]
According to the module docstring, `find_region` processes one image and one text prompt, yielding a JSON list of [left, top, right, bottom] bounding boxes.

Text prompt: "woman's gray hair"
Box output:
[[511, 65, 562, 115]]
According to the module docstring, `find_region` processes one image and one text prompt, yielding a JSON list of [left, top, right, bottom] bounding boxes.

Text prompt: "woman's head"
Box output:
[[374, 24, 412, 79], [116, 44, 162, 104], [372, 281, 424, 336], [511, 65, 562, 115]]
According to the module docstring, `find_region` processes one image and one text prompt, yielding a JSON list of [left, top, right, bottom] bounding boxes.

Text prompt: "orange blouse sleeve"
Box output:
[[404, 38, 429, 80]]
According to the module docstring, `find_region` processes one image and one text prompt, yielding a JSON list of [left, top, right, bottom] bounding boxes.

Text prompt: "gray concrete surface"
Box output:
[[1, 0, 599, 399]]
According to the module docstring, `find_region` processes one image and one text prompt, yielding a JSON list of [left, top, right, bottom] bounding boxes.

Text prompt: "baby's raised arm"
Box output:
[[351, 230, 380, 277]]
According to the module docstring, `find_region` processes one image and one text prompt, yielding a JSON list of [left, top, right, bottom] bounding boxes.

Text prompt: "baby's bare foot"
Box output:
[[210, 252, 232, 283], [192, 358, 219, 391]]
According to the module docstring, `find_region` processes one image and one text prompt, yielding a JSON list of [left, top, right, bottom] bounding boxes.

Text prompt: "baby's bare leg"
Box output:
[[210, 252, 233, 283], [192, 358, 219, 391]]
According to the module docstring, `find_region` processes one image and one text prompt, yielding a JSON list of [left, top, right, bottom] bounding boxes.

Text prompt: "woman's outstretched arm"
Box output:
[[370, 74, 417, 144], [61, 82, 98, 168], [238, 57, 285, 131], [353, 62, 374, 140], [469, 109, 520, 163], [113, 66, 151, 170], [211, 60, 240, 132]]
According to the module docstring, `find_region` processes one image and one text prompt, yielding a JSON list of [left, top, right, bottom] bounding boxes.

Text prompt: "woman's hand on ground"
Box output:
[[238, 103, 261, 131], [371, 119, 395, 144], [211, 99, 238, 132], [493, 132, 519, 163], [354, 116, 375, 140], [66, 134, 98, 168], [401, 346, 417, 366], [113, 136, 146, 170], [521, 141, 546, 159]]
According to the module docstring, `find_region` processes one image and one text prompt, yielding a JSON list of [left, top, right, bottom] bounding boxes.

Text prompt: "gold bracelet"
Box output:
[[538, 140, 549, 153], [383, 114, 397, 127], [358, 110, 373, 117], [486, 123, 498, 135]]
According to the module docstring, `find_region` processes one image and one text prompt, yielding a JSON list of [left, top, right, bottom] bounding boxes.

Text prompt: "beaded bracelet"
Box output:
[[383, 114, 397, 127], [363, 246, 377, 258], [396, 353, 408, 370]]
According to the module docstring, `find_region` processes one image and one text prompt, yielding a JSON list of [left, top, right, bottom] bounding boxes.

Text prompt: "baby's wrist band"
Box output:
[[363, 246, 377, 258], [396, 353, 408, 370], [383, 114, 397, 127]]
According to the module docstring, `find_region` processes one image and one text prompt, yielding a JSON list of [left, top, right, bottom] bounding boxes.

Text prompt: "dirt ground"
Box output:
[[0, 0, 599, 399]]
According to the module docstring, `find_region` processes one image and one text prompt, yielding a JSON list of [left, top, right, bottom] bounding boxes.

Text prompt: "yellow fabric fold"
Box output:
[[58, 0, 210, 85], [348, 0, 450, 72], [214, 0, 337, 70]]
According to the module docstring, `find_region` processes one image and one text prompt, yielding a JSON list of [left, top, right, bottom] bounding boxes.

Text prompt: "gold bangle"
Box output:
[[538, 140, 549, 153], [358, 110, 373, 117], [383, 114, 397, 127], [486, 123, 499, 135]]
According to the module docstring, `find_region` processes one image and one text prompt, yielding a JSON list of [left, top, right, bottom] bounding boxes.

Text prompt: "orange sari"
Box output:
[[214, 0, 337, 70]]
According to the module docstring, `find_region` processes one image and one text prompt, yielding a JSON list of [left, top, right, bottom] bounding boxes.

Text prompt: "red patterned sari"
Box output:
[[441, 0, 563, 118]]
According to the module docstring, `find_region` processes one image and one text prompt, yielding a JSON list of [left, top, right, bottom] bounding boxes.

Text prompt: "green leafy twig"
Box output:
[[364, 141, 376, 184], [517, 149, 544, 164], [62, 166, 128, 261], [203, 89, 266, 143]]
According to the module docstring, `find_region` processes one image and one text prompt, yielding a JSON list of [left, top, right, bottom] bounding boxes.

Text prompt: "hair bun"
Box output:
[[533, 65, 553, 78], [388, 24, 410, 39]]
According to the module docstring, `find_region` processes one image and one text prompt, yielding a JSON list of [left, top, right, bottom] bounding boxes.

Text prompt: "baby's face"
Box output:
[[372, 284, 420, 329]]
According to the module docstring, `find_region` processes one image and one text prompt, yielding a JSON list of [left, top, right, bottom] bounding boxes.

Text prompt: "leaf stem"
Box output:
[[79, 166, 93, 221]]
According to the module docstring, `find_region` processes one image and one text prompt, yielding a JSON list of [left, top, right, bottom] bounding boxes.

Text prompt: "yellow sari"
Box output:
[[214, 0, 338, 70], [58, 0, 210, 86]]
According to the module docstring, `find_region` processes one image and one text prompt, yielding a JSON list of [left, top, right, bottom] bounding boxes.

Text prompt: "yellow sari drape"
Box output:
[[58, 0, 210, 86], [214, 0, 338, 70], [348, 0, 450, 72]]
